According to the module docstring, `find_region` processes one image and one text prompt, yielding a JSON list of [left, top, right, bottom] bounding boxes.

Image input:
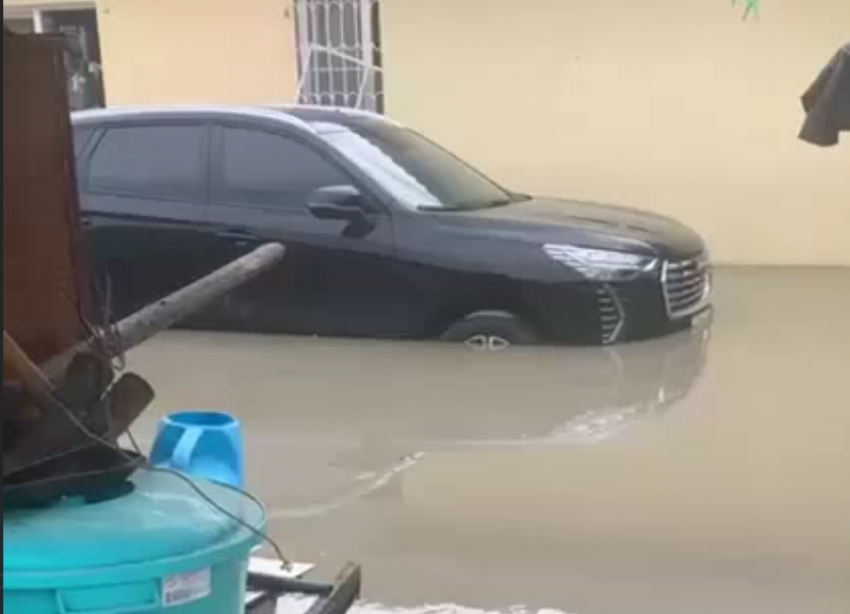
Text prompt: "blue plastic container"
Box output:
[[150, 411, 246, 488], [3, 470, 265, 614]]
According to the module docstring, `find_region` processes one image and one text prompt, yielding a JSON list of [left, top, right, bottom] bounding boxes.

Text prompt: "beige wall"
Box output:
[[6, 0, 847, 264], [382, 0, 850, 266], [98, 0, 298, 106], [5, 0, 300, 106], [4, 0, 79, 7]]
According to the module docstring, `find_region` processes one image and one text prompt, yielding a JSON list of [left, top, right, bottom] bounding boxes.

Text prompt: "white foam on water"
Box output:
[[276, 597, 577, 614], [268, 452, 425, 520]]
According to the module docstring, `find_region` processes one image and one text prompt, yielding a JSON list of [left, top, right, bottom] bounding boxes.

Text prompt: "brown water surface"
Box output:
[[131, 269, 850, 614]]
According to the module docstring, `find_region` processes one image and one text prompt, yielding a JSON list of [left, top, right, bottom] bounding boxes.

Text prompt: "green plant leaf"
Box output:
[[733, 0, 761, 20]]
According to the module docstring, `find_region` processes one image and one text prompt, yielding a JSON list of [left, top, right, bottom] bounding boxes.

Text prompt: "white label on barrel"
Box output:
[[163, 568, 212, 607]]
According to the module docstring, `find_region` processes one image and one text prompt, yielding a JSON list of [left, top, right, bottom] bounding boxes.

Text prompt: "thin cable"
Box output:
[[101, 275, 127, 373], [3, 461, 144, 493], [4, 441, 95, 477], [7, 388, 292, 571], [59, 278, 126, 373], [60, 286, 109, 364], [125, 430, 292, 570], [27, 284, 289, 567], [41, 285, 289, 563]]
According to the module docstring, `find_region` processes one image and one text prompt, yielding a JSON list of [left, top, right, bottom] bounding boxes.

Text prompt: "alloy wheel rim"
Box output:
[[464, 334, 511, 352]]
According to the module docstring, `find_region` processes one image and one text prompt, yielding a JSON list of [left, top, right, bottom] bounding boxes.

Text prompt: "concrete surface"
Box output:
[[129, 268, 850, 614]]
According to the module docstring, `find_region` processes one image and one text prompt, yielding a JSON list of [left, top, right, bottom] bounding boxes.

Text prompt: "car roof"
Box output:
[[72, 104, 402, 135], [274, 104, 402, 127]]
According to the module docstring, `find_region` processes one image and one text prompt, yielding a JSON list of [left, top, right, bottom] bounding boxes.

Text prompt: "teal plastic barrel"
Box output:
[[3, 471, 266, 614]]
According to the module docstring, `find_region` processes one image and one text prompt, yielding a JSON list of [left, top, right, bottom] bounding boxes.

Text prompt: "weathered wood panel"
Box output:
[[3, 33, 89, 378]]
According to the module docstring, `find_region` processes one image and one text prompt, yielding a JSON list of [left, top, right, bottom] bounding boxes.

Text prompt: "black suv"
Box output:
[[73, 106, 712, 347]]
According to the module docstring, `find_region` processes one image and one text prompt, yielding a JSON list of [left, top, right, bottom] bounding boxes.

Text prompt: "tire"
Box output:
[[440, 312, 539, 350]]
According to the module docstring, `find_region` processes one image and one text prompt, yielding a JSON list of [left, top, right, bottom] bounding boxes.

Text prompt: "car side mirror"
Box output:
[[307, 186, 376, 238], [307, 186, 367, 222]]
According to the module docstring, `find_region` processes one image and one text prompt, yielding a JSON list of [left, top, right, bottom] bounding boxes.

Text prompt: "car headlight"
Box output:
[[543, 244, 658, 281]]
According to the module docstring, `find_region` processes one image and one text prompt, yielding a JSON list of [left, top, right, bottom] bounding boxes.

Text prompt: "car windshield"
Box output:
[[319, 123, 515, 211]]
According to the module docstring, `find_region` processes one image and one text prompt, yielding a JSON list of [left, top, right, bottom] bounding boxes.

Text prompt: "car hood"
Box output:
[[432, 197, 706, 259]]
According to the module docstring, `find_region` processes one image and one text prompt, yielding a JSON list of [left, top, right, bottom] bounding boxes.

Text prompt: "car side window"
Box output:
[[87, 125, 207, 202], [215, 127, 350, 210], [73, 127, 94, 157]]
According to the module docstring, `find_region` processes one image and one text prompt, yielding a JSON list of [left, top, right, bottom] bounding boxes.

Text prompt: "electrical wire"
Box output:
[[4, 441, 96, 477], [5, 386, 293, 571], [124, 430, 293, 570], [10, 284, 292, 568]]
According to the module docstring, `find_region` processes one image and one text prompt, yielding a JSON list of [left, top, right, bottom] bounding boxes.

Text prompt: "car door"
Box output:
[[79, 121, 219, 321], [203, 123, 401, 337]]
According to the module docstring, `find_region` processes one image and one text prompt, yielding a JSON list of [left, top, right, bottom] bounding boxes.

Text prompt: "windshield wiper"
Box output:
[[418, 198, 513, 213]]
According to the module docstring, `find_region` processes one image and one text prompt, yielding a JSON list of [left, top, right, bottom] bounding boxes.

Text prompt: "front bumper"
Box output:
[[524, 255, 714, 345], [599, 276, 713, 343]]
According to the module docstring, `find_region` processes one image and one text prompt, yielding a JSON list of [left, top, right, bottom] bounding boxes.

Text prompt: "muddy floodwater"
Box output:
[[129, 269, 850, 614]]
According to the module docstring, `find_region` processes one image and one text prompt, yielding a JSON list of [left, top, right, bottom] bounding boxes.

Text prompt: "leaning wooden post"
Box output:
[[43, 243, 286, 380]]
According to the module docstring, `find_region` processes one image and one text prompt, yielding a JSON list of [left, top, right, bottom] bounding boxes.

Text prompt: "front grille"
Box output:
[[662, 254, 711, 318]]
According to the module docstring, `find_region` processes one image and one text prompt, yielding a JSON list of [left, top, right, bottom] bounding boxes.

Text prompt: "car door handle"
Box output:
[[216, 229, 261, 245]]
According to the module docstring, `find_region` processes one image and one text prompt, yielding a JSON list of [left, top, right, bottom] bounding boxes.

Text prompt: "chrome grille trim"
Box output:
[[662, 253, 712, 318], [597, 285, 625, 344]]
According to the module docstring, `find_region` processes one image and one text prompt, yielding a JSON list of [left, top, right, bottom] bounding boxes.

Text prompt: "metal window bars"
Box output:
[[294, 0, 384, 113]]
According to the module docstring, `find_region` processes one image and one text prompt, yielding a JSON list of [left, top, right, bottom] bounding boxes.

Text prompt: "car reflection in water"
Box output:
[[390, 317, 712, 450], [543, 319, 711, 445], [262, 319, 711, 522]]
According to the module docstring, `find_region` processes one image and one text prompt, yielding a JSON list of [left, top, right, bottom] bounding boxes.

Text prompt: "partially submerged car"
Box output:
[[73, 106, 712, 346]]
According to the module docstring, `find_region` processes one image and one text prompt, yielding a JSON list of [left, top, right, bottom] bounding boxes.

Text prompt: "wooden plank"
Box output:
[[3, 34, 90, 378], [245, 592, 278, 614], [3, 372, 154, 477], [246, 563, 362, 614], [4, 330, 57, 411], [303, 564, 362, 614]]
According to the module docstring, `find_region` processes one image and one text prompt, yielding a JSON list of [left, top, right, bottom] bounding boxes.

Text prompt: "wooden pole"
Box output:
[[3, 243, 285, 474], [112, 243, 285, 353], [42, 243, 285, 381]]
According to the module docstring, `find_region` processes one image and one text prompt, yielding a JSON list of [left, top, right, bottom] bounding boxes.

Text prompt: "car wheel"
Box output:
[[441, 312, 539, 351]]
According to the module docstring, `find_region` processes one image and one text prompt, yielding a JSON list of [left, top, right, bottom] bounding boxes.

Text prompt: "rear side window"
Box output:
[[87, 125, 206, 201], [73, 127, 94, 157], [215, 127, 349, 209]]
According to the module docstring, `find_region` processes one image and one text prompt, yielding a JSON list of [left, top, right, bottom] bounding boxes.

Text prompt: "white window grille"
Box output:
[[294, 0, 384, 113]]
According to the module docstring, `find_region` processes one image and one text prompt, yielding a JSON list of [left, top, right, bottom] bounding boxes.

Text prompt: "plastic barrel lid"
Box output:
[[3, 470, 265, 577]]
